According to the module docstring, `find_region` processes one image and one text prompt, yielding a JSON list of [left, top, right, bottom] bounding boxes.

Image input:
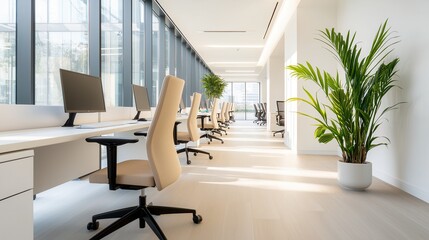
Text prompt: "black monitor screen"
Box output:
[[60, 69, 106, 113], [133, 84, 151, 111]]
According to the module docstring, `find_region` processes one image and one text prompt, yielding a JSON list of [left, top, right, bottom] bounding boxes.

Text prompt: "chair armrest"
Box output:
[[134, 131, 148, 137], [85, 136, 139, 190], [173, 121, 182, 145], [197, 115, 209, 129]]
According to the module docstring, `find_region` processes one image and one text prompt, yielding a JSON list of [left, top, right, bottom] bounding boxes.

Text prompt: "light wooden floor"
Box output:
[[34, 121, 429, 240]]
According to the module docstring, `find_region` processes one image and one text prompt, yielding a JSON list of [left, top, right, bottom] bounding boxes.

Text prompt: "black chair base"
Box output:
[[200, 133, 224, 144], [273, 129, 285, 138], [88, 195, 202, 240], [177, 147, 213, 164]]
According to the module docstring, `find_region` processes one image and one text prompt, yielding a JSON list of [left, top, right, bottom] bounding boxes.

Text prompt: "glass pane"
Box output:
[[0, 0, 16, 104], [165, 25, 170, 76], [245, 82, 260, 120], [35, 0, 89, 105], [101, 0, 123, 106], [232, 82, 246, 120], [132, 0, 144, 86], [152, 13, 159, 104], [220, 82, 232, 102]]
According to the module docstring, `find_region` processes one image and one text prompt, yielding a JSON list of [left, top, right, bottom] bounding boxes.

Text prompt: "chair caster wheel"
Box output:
[[225, 133, 227, 135], [207, 141, 210, 144], [87, 221, 99, 231], [221, 141, 224, 144], [193, 214, 203, 224], [193, 153, 197, 156], [209, 156, 213, 160], [187, 160, 191, 165]]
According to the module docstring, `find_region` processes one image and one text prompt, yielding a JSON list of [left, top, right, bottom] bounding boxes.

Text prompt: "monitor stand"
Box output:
[[133, 111, 141, 120], [62, 113, 77, 127]]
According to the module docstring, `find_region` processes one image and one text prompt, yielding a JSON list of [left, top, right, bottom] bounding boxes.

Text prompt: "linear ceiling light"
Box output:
[[219, 74, 259, 77], [209, 62, 257, 65], [204, 30, 246, 33], [225, 70, 256, 73], [257, 0, 301, 67], [263, 2, 279, 39], [206, 45, 264, 48]]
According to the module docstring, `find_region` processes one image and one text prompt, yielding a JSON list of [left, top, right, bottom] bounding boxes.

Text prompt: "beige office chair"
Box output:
[[85, 75, 202, 240], [176, 92, 213, 164], [215, 102, 228, 135], [198, 98, 224, 144]]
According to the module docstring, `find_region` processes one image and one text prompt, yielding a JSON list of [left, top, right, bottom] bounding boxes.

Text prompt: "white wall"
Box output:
[[284, 12, 298, 150], [337, 0, 429, 202], [291, 0, 339, 155], [267, 38, 285, 131]]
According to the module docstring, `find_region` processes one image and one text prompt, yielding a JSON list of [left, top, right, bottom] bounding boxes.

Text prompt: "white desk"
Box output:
[[0, 120, 151, 240]]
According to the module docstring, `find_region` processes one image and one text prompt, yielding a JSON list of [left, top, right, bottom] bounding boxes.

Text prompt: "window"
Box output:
[[222, 82, 260, 120], [152, 12, 160, 103], [132, 0, 144, 86], [35, 0, 89, 105], [101, 0, 123, 106], [164, 25, 170, 76], [0, 0, 16, 104]]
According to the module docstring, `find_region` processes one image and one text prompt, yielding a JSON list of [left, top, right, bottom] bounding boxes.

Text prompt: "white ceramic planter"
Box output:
[[337, 161, 372, 190]]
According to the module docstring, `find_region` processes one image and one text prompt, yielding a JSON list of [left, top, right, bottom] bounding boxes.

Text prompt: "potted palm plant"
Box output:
[[201, 73, 227, 106], [287, 20, 400, 190]]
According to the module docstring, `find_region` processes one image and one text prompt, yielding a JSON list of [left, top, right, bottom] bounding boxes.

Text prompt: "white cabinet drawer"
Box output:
[[0, 190, 33, 240], [0, 153, 34, 200]]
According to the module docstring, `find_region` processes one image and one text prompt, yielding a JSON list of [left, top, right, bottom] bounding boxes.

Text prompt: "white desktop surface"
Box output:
[[0, 121, 152, 154], [0, 115, 189, 240]]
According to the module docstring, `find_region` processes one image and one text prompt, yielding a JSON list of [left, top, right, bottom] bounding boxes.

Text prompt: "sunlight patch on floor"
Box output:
[[200, 177, 336, 193], [206, 166, 337, 179]]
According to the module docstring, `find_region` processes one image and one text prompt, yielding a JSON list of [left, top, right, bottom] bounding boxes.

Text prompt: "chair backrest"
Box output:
[[219, 102, 227, 122], [210, 98, 219, 129], [276, 101, 285, 119], [146, 75, 185, 191], [253, 103, 258, 116], [187, 92, 202, 141], [225, 102, 231, 121]]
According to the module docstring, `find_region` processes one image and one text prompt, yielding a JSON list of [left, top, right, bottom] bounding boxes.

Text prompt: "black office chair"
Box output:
[[258, 103, 267, 125], [273, 100, 285, 137], [84, 75, 202, 240], [253, 103, 261, 123]]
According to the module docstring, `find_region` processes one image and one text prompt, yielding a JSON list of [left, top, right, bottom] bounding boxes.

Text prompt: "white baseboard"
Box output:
[[373, 169, 429, 203]]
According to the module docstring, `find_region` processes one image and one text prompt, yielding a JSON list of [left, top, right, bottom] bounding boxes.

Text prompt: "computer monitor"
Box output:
[[132, 84, 151, 120], [60, 68, 106, 127]]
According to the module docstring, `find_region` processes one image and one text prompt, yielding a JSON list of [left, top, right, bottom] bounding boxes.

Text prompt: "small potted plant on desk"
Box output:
[[287, 20, 401, 190]]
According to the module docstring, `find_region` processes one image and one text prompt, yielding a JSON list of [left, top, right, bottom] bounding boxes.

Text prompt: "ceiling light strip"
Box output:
[[263, 2, 279, 39], [257, 0, 301, 67], [204, 30, 246, 33]]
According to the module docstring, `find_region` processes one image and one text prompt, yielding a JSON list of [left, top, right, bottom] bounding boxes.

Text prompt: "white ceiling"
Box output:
[[156, 0, 282, 80]]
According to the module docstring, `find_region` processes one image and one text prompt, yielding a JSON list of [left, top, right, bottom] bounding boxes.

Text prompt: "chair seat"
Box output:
[[177, 131, 192, 141], [198, 122, 214, 129], [90, 160, 155, 187]]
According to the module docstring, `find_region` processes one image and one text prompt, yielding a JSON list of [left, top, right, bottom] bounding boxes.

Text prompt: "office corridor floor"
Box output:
[[34, 121, 429, 240]]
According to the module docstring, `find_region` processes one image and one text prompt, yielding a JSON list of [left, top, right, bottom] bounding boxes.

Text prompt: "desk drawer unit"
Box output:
[[0, 150, 34, 240]]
